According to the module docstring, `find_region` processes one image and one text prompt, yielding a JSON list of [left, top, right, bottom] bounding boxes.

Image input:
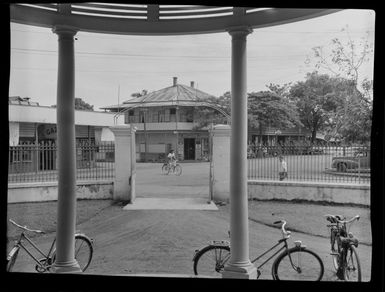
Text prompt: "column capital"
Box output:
[[227, 26, 253, 38], [52, 25, 78, 37]]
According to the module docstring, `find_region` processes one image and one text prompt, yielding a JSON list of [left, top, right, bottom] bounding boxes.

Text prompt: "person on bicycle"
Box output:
[[167, 149, 177, 168]]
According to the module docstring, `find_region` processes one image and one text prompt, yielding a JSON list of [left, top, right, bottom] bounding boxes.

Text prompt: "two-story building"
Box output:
[[101, 77, 229, 162]]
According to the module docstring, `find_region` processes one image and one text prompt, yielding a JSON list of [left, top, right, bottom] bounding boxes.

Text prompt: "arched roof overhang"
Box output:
[[10, 4, 341, 35]]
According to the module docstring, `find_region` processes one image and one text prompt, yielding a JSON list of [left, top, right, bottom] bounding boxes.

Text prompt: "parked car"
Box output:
[[331, 151, 370, 172]]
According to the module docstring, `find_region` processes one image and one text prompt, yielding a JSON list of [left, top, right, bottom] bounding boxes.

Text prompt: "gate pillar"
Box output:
[[110, 125, 136, 202], [210, 124, 231, 202]]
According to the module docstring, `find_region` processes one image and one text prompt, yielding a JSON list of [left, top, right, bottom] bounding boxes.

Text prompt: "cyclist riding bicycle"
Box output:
[[167, 149, 177, 168]]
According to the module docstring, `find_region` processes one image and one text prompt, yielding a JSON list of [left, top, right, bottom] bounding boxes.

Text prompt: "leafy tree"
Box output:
[[193, 92, 231, 129], [247, 91, 302, 139], [74, 98, 94, 111], [336, 94, 372, 143], [51, 97, 94, 111], [309, 25, 373, 89], [333, 78, 373, 143], [131, 89, 148, 98], [306, 26, 373, 143], [289, 72, 349, 143], [266, 82, 292, 99]]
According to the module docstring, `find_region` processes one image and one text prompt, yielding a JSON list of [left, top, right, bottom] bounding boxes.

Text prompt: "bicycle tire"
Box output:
[[161, 164, 169, 175], [174, 164, 182, 176], [343, 245, 361, 281], [193, 245, 231, 278], [272, 247, 324, 281], [6, 246, 20, 272], [52, 234, 93, 272], [330, 230, 340, 271]]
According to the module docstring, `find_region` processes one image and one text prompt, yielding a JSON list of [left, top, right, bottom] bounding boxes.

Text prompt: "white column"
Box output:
[[52, 25, 81, 273], [110, 125, 134, 202], [222, 27, 257, 279]]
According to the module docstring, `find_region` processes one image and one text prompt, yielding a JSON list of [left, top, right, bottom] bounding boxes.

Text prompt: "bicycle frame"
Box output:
[[251, 237, 291, 274], [10, 231, 56, 271]]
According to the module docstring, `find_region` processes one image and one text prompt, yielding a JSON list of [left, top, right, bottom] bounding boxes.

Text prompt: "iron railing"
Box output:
[[8, 141, 115, 183], [247, 144, 370, 184]]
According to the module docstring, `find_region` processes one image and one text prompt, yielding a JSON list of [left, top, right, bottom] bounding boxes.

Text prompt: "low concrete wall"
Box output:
[[248, 180, 370, 206], [7, 180, 113, 203]]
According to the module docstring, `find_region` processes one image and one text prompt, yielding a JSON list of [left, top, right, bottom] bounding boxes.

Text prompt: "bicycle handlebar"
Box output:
[[273, 220, 291, 238], [324, 214, 360, 225], [9, 219, 45, 234]]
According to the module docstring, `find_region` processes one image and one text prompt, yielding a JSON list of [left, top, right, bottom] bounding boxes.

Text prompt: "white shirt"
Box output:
[[279, 160, 287, 172]]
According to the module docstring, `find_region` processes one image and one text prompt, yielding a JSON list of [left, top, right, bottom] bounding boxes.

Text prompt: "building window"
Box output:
[[170, 108, 176, 122], [164, 109, 170, 122], [186, 109, 193, 122], [139, 111, 146, 123]]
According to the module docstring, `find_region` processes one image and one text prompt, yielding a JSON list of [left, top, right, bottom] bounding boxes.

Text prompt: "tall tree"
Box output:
[[307, 26, 373, 143], [247, 91, 302, 139], [266, 82, 292, 99], [289, 72, 349, 143], [310, 26, 373, 89], [51, 97, 94, 111], [131, 89, 148, 98], [193, 92, 231, 129]]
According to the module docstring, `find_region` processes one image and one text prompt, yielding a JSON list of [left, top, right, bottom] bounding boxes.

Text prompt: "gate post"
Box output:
[[110, 125, 135, 202], [210, 124, 231, 202]]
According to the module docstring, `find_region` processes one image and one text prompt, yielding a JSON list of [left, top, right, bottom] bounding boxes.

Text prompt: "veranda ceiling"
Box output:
[[10, 4, 341, 35]]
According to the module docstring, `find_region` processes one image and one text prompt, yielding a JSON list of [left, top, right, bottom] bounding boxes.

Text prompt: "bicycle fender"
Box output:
[[294, 240, 307, 249], [208, 240, 230, 247], [7, 246, 19, 260], [75, 233, 94, 243]]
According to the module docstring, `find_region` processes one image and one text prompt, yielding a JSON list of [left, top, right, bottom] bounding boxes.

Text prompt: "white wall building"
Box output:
[[8, 96, 124, 146]]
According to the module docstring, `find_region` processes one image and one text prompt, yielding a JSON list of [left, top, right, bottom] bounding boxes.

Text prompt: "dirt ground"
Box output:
[[7, 199, 372, 282]]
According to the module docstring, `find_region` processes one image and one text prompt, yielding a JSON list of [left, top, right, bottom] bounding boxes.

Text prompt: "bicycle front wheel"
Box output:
[[6, 246, 20, 272], [272, 247, 324, 281], [174, 164, 182, 176], [343, 245, 361, 281], [161, 164, 169, 175], [52, 234, 93, 272], [193, 245, 231, 278]]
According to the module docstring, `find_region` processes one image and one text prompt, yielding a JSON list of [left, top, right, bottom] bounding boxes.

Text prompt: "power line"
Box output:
[[11, 47, 312, 59]]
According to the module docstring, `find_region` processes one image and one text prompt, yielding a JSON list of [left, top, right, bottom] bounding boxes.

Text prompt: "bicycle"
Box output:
[[193, 219, 324, 280], [6, 219, 93, 273], [161, 160, 182, 176], [325, 214, 361, 281]]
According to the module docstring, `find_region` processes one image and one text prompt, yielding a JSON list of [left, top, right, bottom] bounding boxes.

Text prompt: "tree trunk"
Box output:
[[311, 130, 317, 144]]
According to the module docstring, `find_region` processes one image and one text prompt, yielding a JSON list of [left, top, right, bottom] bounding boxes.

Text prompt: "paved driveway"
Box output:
[[134, 162, 210, 199], [8, 201, 372, 281]]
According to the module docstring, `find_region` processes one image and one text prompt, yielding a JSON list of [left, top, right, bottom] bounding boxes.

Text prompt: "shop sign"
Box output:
[[39, 125, 57, 139]]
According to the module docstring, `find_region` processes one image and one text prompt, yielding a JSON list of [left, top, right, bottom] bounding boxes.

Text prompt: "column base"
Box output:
[[222, 262, 258, 279], [51, 260, 82, 273]]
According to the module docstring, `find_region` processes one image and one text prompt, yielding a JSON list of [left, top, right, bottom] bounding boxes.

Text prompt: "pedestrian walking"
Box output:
[[278, 155, 288, 181]]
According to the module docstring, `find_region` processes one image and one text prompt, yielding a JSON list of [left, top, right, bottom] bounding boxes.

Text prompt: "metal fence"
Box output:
[[8, 141, 115, 183], [247, 145, 370, 184]]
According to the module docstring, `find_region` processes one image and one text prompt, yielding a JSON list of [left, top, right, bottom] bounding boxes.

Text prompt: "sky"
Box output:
[[9, 8, 375, 111]]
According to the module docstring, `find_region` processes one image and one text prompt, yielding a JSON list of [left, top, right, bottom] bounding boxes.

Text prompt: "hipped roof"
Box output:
[[101, 83, 217, 110]]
